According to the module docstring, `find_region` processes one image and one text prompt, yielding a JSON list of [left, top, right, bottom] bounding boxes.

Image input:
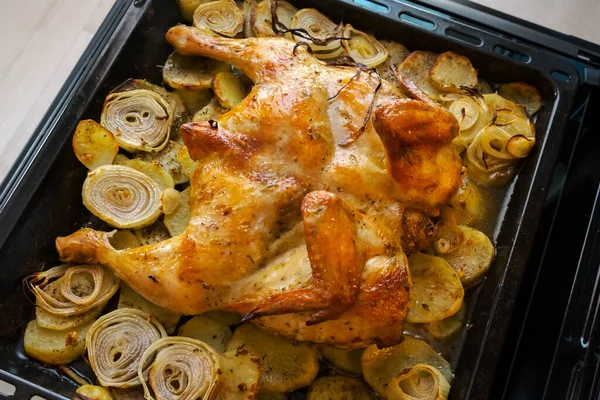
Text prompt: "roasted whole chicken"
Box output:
[[56, 25, 461, 348]]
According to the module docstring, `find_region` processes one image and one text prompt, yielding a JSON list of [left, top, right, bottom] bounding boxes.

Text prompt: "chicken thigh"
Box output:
[[56, 26, 460, 348]]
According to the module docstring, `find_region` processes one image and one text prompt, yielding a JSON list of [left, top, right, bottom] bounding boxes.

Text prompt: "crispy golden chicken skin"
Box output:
[[56, 26, 460, 348]]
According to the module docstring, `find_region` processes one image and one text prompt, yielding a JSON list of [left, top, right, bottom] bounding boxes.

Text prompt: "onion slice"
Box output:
[[82, 165, 163, 229], [25, 264, 119, 317], [101, 89, 172, 153], [138, 337, 221, 400], [86, 308, 167, 388], [342, 24, 388, 68], [193, 0, 244, 38], [290, 8, 343, 57], [385, 364, 451, 400]]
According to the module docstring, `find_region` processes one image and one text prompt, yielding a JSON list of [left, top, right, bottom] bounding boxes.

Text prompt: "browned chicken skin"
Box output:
[[55, 26, 460, 348]]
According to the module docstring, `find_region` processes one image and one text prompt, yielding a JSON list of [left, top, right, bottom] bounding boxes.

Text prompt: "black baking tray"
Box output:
[[0, 0, 581, 399]]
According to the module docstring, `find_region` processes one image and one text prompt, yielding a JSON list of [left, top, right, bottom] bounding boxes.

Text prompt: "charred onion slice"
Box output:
[[290, 8, 343, 57], [101, 89, 172, 153], [86, 308, 167, 388], [342, 25, 388, 68], [82, 165, 163, 229], [385, 364, 451, 400], [193, 0, 244, 38], [25, 264, 119, 317], [139, 337, 220, 400]]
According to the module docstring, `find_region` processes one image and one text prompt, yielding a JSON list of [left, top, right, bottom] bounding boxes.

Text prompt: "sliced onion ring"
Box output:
[[101, 89, 172, 153], [138, 337, 221, 400], [25, 264, 119, 316], [82, 165, 163, 229], [342, 24, 388, 68], [193, 0, 244, 38], [86, 308, 167, 388], [290, 8, 343, 57]]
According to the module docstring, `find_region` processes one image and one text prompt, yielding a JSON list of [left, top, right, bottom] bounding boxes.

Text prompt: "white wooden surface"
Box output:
[[0, 0, 597, 183]]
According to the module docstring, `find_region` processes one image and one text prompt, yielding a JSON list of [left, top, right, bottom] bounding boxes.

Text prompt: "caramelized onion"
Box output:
[[385, 364, 451, 400], [86, 308, 167, 388], [342, 25, 388, 68], [193, 0, 244, 38], [290, 8, 344, 58], [101, 89, 172, 153], [82, 165, 163, 229], [139, 337, 220, 400], [25, 264, 119, 316]]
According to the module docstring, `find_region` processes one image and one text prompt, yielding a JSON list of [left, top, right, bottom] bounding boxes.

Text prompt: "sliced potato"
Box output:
[[437, 225, 495, 287], [176, 146, 199, 179], [430, 51, 477, 92], [24, 318, 93, 365], [133, 221, 171, 245], [164, 52, 230, 91], [177, 0, 214, 21], [424, 303, 466, 341], [164, 186, 191, 236], [76, 385, 114, 400], [193, 97, 229, 123], [213, 350, 260, 399], [212, 71, 247, 109], [444, 175, 487, 226], [407, 253, 464, 323], [175, 88, 213, 114], [251, 0, 298, 37], [320, 346, 364, 376], [109, 230, 142, 250], [203, 310, 243, 326], [226, 323, 319, 392], [361, 335, 452, 398], [498, 81, 542, 116], [397, 51, 442, 100], [307, 376, 372, 400], [377, 40, 410, 82], [136, 140, 188, 184], [178, 314, 232, 353], [118, 283, 181, 334], [73, 120, 119, 170], [117, 158, 174, 190]]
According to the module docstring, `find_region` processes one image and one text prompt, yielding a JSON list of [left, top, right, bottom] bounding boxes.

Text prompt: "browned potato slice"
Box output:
[[424, 303, 466, 341], [444, 175, 487, 226], [72, 120, 119, 170], [437, 225, 495, 287], [226, 323, 319, 392], [212, 71, 248, 109], [361, 335, 452, 398], [306, 376, 372, 400], [176, 146, 199, 179], [109, 230, 142, 250], [377, 40, 410, 82], [430, 51, 478, 92], [164, 52, 230, 91], [178, 314, 233, 353], [164, 187, 191, 236], [177, 0, 214, 22], [76, 385, 114, 400], [407, 253, 464, 323], [136, 140, 189, 185], [133, 221, 171, 246], [397, 51, 443, 100], [213, 350, 260, 399], [498, 81, 542, 116], [24, 318, 94, 365], [118, 284, 181, 334], [320, 346, 364, 375]]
